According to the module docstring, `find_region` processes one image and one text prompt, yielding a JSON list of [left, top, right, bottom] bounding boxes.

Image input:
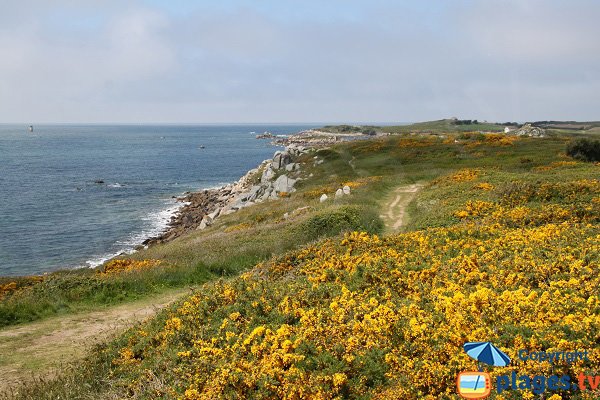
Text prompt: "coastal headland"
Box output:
[[0, 119, 598, 399]]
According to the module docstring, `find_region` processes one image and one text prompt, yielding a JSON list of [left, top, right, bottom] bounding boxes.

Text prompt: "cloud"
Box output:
[[0, 1, 598, 123], [460, 0, 600, 61]]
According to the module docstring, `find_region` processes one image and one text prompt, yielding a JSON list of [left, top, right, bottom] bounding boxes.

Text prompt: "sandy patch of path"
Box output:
[[0, 288, 189, 392], [380, 183, 423, 231]]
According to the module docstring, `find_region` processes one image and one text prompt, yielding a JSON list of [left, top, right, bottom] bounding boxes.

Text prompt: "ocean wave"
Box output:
[[84, 199, 183, 268], [82, 181, 245, 269]]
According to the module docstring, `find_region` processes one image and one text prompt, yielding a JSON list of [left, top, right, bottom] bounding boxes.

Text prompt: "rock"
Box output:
[[272, 151, 292, 169], [334, 188, 344, 199], [272, 152, 283, 169], [273, 174, 296, 194], [283, 212, 289, 220], [320, 194, 328, 202], [229, 199, 246, 210], [258, 185, 273, 201], [343, 185, 351, 195], [261, 166, 275, 183], [246, 185, 263, 201], [280, 153, 292, 168], [512, 123, 545, 137], [182, 214, 194, 227], [208, 208, 221, 220], [198, 216, 212, 230], [285, 163, 296, 172]]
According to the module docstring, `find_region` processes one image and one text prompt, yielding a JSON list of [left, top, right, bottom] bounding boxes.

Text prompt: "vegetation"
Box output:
[[566, 138, 600, 162], [379, 119, 506, 134], [321, 125, 379, 136], [2, 128, 599, 399]]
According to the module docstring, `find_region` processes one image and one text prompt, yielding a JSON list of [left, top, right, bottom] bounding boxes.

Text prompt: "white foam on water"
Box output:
[[82, 181, 235, 269], [83, 198, 184, 268], [85, 251, 128, 268]]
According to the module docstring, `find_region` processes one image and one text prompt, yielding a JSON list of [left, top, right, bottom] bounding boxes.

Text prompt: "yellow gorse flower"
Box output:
[[108, 170, 599, 399]]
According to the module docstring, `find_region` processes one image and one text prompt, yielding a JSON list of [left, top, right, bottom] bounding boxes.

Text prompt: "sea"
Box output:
[[0, 124, 315, 276]]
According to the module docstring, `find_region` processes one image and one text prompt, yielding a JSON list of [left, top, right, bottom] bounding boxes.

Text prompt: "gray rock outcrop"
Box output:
[[143, 144, 311, 244], [512, 123, 546, 137]]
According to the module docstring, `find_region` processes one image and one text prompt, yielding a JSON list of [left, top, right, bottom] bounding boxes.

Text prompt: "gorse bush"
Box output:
[[566, 138, 600, 162], [5, 132, 599, 399], [98, 173, 598, 399]]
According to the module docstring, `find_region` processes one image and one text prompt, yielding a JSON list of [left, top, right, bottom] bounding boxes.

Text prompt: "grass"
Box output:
[[380, 119, 506, 134], [0, 145, 384, 328], [0, 288, 187, 391], [4, 129, 597, 399], [1, 130, 593, 328]]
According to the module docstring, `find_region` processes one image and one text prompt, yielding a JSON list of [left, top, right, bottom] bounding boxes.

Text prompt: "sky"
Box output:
[[0, 0, 598, 123]]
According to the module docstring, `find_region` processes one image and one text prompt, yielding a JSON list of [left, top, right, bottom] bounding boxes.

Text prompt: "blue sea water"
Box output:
[[0, 124, 314, 276]]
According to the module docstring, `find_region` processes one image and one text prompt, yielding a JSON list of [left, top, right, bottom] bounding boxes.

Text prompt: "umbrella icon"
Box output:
[[463, 341, 511, 367]]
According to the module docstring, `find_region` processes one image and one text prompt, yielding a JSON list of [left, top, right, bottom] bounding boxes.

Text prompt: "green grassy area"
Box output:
[[6, 129, 598, 399], [322, 118, 600, 136], [320, 119, 507, 135], [0, 145, 385, 328], [380, 119, 506, 134], [2, 130, 597, 329]]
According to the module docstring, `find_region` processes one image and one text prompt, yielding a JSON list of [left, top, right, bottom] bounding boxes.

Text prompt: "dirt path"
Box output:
[[380, 183, 423, 231], [0, 288, 189, 392]]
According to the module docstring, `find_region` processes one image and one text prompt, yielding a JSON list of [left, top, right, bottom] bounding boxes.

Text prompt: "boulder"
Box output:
[[261, 166, 276, 183], [272, 152, 283, 169], [198, 216, 212, 230], [273, 174, 297, 194], [512, 123, 545, 137], [260, 186, 273, 201], [285, 163, 297, 172], [208, 208, 221, 220], [319, 194, 328, 203], [242, 185, 262, 201], [334, 188, 344, 199], [182, 214, 194, 227], [246, 185, 263, 201], [272, 149, 293, 169], [342, 185, 351, 195]]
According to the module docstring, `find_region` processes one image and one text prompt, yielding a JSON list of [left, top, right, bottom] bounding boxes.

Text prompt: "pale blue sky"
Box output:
[[1, 0, 598, 123]]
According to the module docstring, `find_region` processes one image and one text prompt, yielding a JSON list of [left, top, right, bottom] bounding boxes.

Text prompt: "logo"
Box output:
[[457, 371, 491, 399], [457, 342, 510, 399], [456, 341, 596, 397]]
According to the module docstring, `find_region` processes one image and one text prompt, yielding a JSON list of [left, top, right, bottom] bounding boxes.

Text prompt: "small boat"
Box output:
[[28, 125, 34, 132], [198, 145, 205, 149]]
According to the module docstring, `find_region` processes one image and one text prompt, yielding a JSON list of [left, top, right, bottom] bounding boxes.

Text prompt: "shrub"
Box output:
[[566, 138, 600, 161], [301, 206, 383, 240]]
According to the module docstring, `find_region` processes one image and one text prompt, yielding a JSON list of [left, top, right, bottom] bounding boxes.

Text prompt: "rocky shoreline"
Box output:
[[271, 129, 370, 147], [142, 143, 311, 246]]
